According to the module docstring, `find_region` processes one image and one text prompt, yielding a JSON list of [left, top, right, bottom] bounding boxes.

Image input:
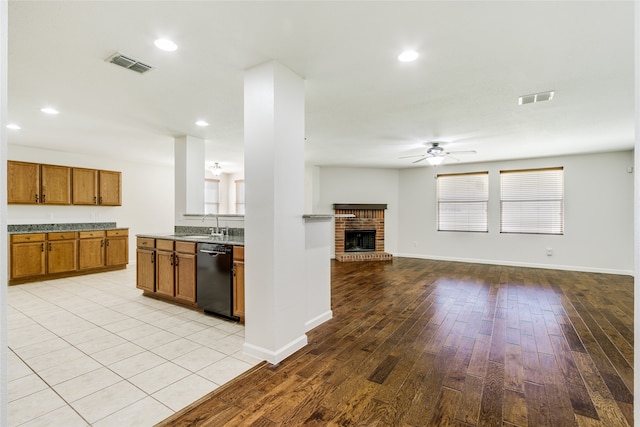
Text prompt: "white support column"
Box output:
[[0, 0, 8, 423], [243, 61, 307, 364], [174, 135, 205, 218]]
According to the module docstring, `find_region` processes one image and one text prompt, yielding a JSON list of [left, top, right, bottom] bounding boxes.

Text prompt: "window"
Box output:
[[204, 179, 220, 214], [235, 180, 245, 214], [500, 167, 564, 235], [437, 172, 489, 232]]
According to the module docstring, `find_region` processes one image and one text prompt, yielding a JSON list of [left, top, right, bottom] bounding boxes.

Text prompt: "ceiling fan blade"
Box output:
[[399, 154, 427, 159], [412, 157, 429, 164], [447, 150, 477, 155]]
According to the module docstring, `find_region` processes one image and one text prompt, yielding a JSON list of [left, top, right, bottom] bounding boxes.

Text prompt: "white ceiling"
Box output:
[[7, 1, 635, 174]]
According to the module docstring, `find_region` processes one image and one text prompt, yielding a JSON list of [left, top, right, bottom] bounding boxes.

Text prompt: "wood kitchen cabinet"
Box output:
[[72, 168, 122, 206], [78, 230, 106, 270], [98, 170, 122, 206], [46, 232, 77, 274], [146, 239, 197, 306], [72, 168, 98, 205], [174, 242, 197, 304], [136, 237, 155, 293], [155, 239, 175, 297], [10, 234, 46, 280], [9, 228, 129, 285], [40, 164, 72, 204], [7, 161, 71, 205], [233, 246, 245, 323], [106, 229, 128, 266]]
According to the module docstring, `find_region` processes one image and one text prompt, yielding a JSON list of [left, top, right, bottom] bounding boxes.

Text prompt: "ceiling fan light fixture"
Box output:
[[426, 156, 444, 166]]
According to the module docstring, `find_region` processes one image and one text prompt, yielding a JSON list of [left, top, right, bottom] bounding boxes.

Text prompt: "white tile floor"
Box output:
[[7, 267, 261, 426]]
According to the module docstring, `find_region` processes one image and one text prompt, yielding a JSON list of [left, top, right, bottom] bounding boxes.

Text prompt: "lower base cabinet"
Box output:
[[136, 238, 156, 292], [233, 246, 245, 323], [9, 229, 128, 285], [143, 239, 197, 306]]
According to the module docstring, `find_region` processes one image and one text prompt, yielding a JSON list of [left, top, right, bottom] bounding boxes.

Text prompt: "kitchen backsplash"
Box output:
[[174, 225, 244, 239]]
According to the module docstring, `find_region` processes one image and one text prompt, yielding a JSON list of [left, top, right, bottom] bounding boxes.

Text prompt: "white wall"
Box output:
[[7, 145, 175, 262], [317, 167, 399, 257], [397, 150, 634, 275]]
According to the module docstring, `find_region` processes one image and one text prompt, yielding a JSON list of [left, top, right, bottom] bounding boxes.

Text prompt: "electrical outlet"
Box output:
[[546, 248, 553, 256]]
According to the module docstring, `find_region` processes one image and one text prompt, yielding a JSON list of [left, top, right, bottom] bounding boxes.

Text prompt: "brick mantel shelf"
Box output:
[[333, 204, 392, 262]]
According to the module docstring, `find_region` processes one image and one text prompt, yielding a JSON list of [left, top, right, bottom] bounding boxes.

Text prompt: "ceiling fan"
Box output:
[[401, 141, 477, 166]]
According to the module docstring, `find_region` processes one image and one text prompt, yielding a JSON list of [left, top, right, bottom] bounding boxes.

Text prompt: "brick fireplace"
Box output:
[[334, 204, 393, 262]]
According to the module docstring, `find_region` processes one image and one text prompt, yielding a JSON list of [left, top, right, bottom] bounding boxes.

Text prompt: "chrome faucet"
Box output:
[[202, 213, 225, 238]]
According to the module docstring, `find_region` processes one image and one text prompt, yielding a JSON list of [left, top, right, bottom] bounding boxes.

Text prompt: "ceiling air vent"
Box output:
[[518, 90, 555, 105], [105, 52, 155, 74]]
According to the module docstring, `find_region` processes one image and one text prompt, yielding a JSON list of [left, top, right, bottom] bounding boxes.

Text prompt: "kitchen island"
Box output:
[[135, 232, 245, 323]]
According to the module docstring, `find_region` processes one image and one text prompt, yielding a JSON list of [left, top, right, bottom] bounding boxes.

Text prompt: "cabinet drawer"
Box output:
[[175, 241, 196, 254], [156, 239, 174, 251], [47, 231, 77, 241], [233, 246, 244, 261], [137, 237, 155, 249], [11, 233, 46, 243], [107, 229, 128, 237], [79, 230, 106, 239]]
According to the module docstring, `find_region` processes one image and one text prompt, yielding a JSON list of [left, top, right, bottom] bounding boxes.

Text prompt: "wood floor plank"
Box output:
[[158, 259, 633, 427]]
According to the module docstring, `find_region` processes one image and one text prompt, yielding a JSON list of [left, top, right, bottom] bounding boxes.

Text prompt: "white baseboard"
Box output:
[[305, 310, 333, 332], [243, 334, 308, 365], [393, 253, 634, 277]]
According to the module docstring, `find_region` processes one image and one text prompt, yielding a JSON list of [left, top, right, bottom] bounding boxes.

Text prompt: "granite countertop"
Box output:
[[8, 223, 128, 234], [137, 233, 245, 246]]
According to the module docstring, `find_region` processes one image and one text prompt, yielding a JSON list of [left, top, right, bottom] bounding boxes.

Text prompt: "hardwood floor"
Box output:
[[158, 258, 634, 426]]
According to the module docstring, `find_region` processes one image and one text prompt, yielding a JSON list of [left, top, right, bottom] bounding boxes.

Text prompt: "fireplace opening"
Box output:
[[345, 230, 376, 252]]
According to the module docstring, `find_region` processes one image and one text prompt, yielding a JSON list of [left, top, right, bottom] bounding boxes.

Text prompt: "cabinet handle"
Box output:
[[99, 196, 103, 204], [150, 253, 154, 264], [35, 194, 39, 203], [170, 254, 174, 266], [93, 196, 97, 204], [41, 194, 46, 203], [41, 243, 44, 252], [101, 239, 104, 247], [48, 243, 52, 251], [106, 240, 110, 247], [175, 256, 179, 266]]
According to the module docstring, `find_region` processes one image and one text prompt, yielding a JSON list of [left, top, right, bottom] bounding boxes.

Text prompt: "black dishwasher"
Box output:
[[196, 243, 237, 320]]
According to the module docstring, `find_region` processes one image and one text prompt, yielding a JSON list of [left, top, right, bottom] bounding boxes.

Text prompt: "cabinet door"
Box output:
[[136, 249, 155, 292], [156, 250, 175, 297], [78, 238, 105, 270], [40, 164, 71, 205], [11, 242, 46, 279], [99, 170, 122, 206], [175, 253, 196, 303], [7, 161, 39, 204], [233, 261, 245, 321], [72, 168, 98, 205], [106, 237, 128, 266], [47, 240, 77, 274]]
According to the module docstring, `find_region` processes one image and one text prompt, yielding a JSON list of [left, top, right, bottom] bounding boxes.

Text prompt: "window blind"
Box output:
[[500, 167, 564, 235], [204, 179, 220, 214], [235, 180, 245, 214], [437, 172, 488, 232]]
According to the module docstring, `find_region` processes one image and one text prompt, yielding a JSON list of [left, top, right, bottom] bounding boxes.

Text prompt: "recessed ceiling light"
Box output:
[[40, 107, 59, 115], [6, 124, 21, 130], [195, 120, 209, 127], [154, 39, 178, 52], [398, 50, 419, 62]]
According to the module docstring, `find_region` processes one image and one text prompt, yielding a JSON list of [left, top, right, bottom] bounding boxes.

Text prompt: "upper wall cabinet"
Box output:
[[8, 161, 121, 206], [72, 168, 121, 206], [8, 161, 71, 205]]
